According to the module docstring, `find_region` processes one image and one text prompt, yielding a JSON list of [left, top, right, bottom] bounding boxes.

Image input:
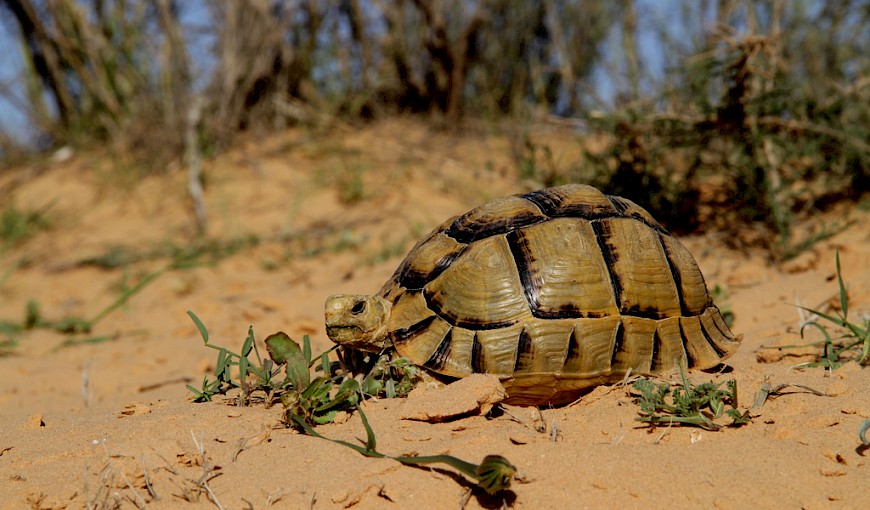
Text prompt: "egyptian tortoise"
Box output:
[[325, 184, 741, 405]]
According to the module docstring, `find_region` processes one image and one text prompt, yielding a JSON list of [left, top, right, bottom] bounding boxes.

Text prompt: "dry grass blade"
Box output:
[[189, 431, 224, 510]]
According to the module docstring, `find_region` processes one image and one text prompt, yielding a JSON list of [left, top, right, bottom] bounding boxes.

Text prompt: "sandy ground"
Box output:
[[1, 120, 869, 509]]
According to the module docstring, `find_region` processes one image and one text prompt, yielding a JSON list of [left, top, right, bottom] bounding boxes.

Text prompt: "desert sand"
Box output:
[[1, 120, 869, 509]]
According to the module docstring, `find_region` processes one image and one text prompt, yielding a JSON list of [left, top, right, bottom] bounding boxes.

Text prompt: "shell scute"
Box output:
[[423, 235, 532, 329], [446, 195, 547, 243], [507, 218, 618, 319], [521, 184, 616, 218]]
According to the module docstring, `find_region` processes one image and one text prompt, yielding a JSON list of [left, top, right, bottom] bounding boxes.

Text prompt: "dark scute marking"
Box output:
[[564, 326, 581, 365], [506, 229, 541, 313], [606, 195, 631, 214], [701, 320, 728, 357], [513, 328, 534, 372], [623, 305, 667, 320], [657, 233, 688, 316], [591, 220, 623, 310], [507, 227, 591, 319], [471, 333, 485, 373], [519, 189, 671, 234], [397, 246, 467, 290], [445, 210, 543, 244], [678, 320, 698, 367], [520, 189, 561, 216], [609, 320, 625, 368], [423, 288, 518, 330], [649, 328, 661, 372], [606, 195, 670, 235], [423, 328, 453, 371], [392, 315, 437, 346], [521, 189, 604, 218], [530, 304, 588, 319]]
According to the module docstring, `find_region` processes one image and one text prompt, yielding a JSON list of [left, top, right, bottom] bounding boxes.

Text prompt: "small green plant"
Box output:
[[187, 312, 427, 417], [350, 351, 425, 399], [632, 366, 749, 431], [1, 265, 162, 351], [186, 312, 360, 425], [793, 251, 870, 369], [266, 331, 362, 425], [289, 405, 518, 495]]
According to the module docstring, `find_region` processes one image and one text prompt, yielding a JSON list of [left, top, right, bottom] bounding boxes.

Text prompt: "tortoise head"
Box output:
[[324, 294, 392, 351]]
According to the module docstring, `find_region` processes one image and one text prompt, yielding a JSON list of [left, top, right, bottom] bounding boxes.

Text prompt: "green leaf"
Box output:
[[321, 352, 330, 375], [303, 334, 312, 365], [312, 410, 338, 424], [338, 377, 361, 394], [796, 306, 847, 328], [265, 332, 296, 364], [242, 327, 255, 357], [215, 348, 227, 377], [357, 404, 377, 452], [187, 311, 209, 343], [301, 377, 331, 402], [239, 354, 249, 382], [836, 250, 847, 320], [265, 332, 310, 389], [361, 376, 382, 396]]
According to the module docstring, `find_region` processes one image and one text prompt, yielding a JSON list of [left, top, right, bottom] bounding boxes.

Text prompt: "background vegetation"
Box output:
[[0, 0, 867, 259]]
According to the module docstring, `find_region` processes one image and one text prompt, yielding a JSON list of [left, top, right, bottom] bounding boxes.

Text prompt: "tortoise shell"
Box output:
[[378, 184, 740, 405]]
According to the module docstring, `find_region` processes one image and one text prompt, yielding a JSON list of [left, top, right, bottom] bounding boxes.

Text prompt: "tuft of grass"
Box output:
[[0, 202, 54, 249], [632, 365, 749, 431], [0, 268, 165, 352], [792, 251, 870, 369], [78, 234, 261, 270]]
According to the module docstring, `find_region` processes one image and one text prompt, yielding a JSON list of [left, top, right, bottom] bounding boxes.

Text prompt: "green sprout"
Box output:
[[633, 365, 749, 431], [288, 406, 517, 495], [185, 311, 358, 425], [792, 251, 870, 369]]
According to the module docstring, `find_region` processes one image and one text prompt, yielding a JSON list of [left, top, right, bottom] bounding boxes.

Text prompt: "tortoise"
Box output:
[[325, 184, 741, 406]]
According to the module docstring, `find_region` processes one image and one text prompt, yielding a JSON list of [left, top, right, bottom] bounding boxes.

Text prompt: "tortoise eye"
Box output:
[[350, 300, 366, 314]]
